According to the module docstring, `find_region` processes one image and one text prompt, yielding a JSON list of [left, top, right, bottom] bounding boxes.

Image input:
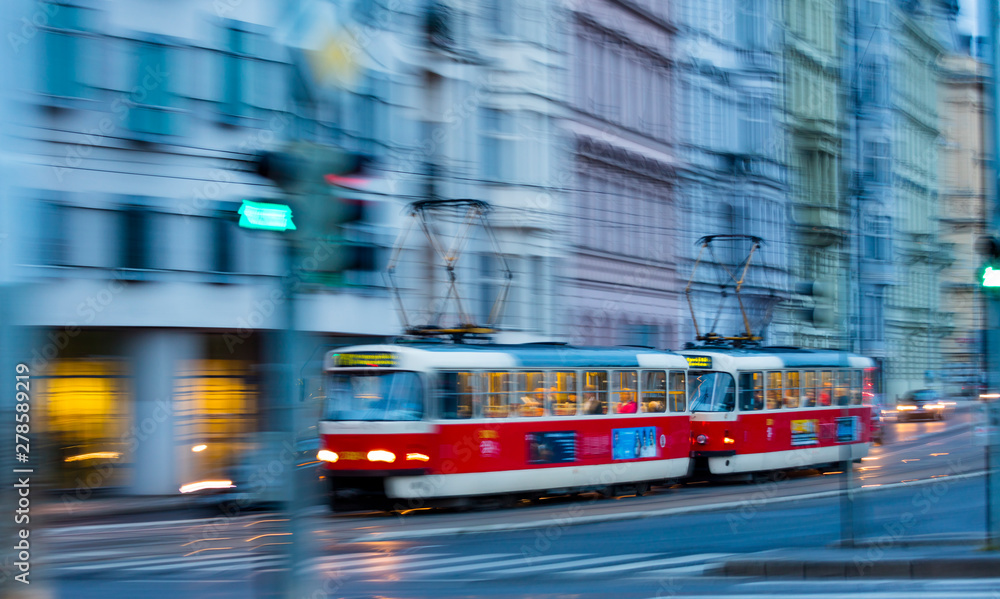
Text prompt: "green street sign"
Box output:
[[238, 200, 296, 231]]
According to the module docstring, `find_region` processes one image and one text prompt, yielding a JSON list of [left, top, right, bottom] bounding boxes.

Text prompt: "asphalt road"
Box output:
[[38, 406, 994, 598]]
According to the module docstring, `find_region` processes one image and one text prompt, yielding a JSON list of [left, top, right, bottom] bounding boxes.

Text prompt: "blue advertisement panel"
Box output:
[[612, 427, 659, 460], [836, 416, 859, 442], [526, 431, 577, 464]]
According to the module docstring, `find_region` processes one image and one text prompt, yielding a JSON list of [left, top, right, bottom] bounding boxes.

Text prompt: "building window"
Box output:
[[864, 215, 890, 261], [485, 0, 512, 35], [481, 108, 514, 182], [740, 96, 769, 155], [737, 0, 767, 48], [121, 206, 150, 270], [219, 25, 249, 122], [863, 141, 890, 183], [39, 2, 93, 102], [861, 58, 888, 107], [211, 216, 233, 274], [36, 201, 68, 266], [129, 40, 175, 138]]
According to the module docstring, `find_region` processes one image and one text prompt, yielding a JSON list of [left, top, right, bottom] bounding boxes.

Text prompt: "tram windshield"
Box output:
[[688, 371, 736, 412], [323, 371, 424, 421]]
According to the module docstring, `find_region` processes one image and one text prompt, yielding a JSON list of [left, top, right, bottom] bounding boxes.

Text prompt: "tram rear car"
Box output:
[[680, 348, 876, 475], [318, 344, 692, 511]]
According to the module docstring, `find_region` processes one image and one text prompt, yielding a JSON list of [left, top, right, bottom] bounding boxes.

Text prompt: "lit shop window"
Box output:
[[39, 359, 132, 489]]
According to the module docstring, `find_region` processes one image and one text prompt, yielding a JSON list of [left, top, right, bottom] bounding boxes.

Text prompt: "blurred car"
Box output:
[[896, 389, 947, 422]]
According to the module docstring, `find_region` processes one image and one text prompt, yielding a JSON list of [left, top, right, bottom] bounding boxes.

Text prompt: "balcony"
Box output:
[[798, 205, 845, 246]]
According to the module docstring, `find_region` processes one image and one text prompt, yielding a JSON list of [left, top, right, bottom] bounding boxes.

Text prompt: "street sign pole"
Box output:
[[988, 0, 1000, 549], [987, 399, 1000, 548]]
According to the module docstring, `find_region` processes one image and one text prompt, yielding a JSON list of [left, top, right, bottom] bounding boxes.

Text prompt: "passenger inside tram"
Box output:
[[583, 387, 601, 414], [617, 392, 638, 413]]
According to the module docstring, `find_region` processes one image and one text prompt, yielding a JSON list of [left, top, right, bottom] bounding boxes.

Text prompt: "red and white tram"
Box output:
[[679, 346, 877, 475], [317, 342, 692, 511]]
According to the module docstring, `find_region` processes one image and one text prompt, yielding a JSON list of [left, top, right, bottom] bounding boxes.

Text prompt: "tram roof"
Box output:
[[680, 346, 874, 369], [326, 342, 687, 369]]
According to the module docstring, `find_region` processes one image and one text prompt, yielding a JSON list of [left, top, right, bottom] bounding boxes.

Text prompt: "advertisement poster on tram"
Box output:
[[526, 431, 577, 464], [836, 416, 859, 442], [612, 427, 659, 460], [791, 419, 818, 446]]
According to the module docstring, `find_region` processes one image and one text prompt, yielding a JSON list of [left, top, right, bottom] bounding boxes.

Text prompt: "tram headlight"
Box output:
[[367, 450, 396, 463], [317, 450, 339, 463], [695, 434, 708, 445], [406, 453, 430, 462], [723, 436, 735, 445]]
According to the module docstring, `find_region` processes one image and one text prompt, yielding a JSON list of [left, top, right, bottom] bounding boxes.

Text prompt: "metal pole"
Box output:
[[283, 236, 315, 598], [987, 0, 1000, 549]]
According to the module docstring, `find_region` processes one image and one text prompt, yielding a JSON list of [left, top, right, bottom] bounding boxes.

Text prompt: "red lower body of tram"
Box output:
[[689, 407, 872, 475], [319, 415, 691, 510]]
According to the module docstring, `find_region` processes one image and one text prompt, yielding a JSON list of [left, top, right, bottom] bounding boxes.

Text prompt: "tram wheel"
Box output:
[[634, 482, 651, 496]]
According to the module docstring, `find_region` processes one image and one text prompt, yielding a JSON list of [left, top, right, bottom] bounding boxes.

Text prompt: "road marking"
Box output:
[[487, 553, 655, 576], [45, 515, 271, 536], [312, 553, 518, 575], [416, 553, 578, 575], [566, 552, 732, 576], [58, 552, 281, 573]]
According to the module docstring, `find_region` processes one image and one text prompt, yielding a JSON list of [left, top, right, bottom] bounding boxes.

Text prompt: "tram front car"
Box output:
[[318, 346, 435, 511]]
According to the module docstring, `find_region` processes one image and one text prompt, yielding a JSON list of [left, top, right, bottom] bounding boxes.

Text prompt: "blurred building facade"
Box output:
[[2, 0, 564, 496], [563, 0, 682, 348], [785, 0, 849, 350], [674, 0, 793, 345], [881, 3, 950, 401], [938, 51, 987, 398]]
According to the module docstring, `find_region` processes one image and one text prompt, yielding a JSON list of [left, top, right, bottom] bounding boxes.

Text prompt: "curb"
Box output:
[[712, 556, 1000, 579]]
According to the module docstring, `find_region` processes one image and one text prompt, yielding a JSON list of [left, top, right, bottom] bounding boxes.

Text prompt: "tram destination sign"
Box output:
[[333, 352, 397, 367], [684, 355, 713, 369]]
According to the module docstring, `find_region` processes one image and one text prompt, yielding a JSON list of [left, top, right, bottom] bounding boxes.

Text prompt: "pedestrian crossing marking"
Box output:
[[49, 549, 735, 581], [488, 553, 657, 576]]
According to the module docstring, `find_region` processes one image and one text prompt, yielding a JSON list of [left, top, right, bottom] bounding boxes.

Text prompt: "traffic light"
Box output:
[[251, 142, 378, 284], [977, 236, 1000, 290], [796, 281, 835, 327]]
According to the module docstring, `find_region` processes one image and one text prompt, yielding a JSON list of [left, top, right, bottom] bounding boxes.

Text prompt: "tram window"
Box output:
[[515, 371, 546, 417], [819, 371, 833, 406], [802, 371, 817, 407], [552, 371, 577, 416], [739, 372, 763, 411], [689, 371, 735, 412], [324, 371, 424, 421], [485, 371, 510, 418], [835, 371, 850, 406], [850, 370, 862, 405], [613, 370, 638, 414], [766, 371, 783, 410], [784, 371, 800, 408], [642, 371, 667, 413], [438, 371, 476, 419], [669, 370, 687, 412], [582, 371, 608, 415]]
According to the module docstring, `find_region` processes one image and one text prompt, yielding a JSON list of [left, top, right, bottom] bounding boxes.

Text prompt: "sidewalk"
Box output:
[[713, 536, 1000, 579]]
